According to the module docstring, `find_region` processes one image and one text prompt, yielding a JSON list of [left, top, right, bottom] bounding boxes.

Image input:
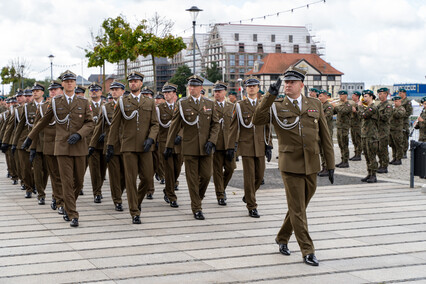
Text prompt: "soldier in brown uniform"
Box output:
[[23, 70, 94, 227], [157, 82, 182, 208], [349, 91, 362, 161], [253, 66, 335, 266], [90, 81, 126, 212], [227, 77, 271, 218], [12, 88, 35, 198], [165, 75, 219, 220], [154, 93, 166, 186], [332, 90, 352, 168], [87, 82, 106, 203], [414, 97, 426, 142], [106, 72, 159, 224], [317, 90, 334, 176], [389, 96, 406, 165], [376, 88, 393, 173], [399, 88, 413, 158], [212, 81, 236, 206]]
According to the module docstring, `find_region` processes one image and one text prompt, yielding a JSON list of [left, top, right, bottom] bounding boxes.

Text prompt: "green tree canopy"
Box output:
[[204, 62, 222, 83], [169, 65, 192, 97]]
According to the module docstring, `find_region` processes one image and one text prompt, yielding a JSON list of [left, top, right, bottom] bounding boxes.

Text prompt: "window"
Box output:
[[230, 74, 235, 79], [271, 34, 275, 42], [257, 43, 263, 53], [327, 75, 335, 81], [293, 44, 299, 53], [289, 35, 293, 43], [253, 34, 257, 41], [311, 45, 317, 54], [358, 85, 363, 90], [229, 68, 235, 73], [239, 43, 245, 52], [275, 44, 281, 53], [313, 75, 321, 81], [229, 54, 235, 66], [239, 54, 245, 65], [234, 33, 239, 41], [257, 55, 262, 60], [306, 36, 311, 43], [271, 75, 279, 81], [239, 68, 245, 73], [248, 55, 254, 66]]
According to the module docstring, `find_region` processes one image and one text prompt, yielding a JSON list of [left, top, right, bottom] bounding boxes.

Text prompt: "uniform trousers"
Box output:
[[337, 128, 349, 162], [276, 172, 316, 257], [184, 155, 212, 213], [377, 136, 389, 168], [389, 130, 404, 160], [88, 149, 106, 196], [107, 154, 125, 204], [242, 156, 265, 210], [33, 152, 48, 199], [122, 151, 153, 217], [6, 150, 18, 181], [213, 150, 236, 200], [403, 124, 410, 154], [362, 138, 378, 174], [57, 156, 86, 219], [350, 127, 362, 156], [44, 154, 64, 208], [159, 143, 181, 202], [17, 149, 34, 192]]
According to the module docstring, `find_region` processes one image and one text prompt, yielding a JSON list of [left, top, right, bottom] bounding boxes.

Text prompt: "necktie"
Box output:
[[293, 100, 300, 112], [219, 102, 223, 109], [252, 100, 256, 107], [68, 98, 72, 105], [195, 99, 198, 105], [169, 104, 173, 110], [95, 103, 98, 108]]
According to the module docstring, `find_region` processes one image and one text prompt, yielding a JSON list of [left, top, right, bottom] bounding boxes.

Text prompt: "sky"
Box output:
[[0, 0, 425, 94]]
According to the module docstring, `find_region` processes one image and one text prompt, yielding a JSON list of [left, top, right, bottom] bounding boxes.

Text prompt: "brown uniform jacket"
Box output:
[[165, 96, 219, 156], [32, 102, 56, 155], [107, 94, 159, 153], [0, 107, 13, 142], [12, 102, 38, 148], [253, 94, 335, 175], [28, 95, 94, 156], [228, 98, 269, 157], [214, 100, 234, 151], [156, 102, 182, 154], [88, 101, 103, 150]]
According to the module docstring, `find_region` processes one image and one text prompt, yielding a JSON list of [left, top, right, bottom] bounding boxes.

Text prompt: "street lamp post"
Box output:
[[237, 78, 243, 100], [48, 54, 54, 80], [186, 6, 203, 75], [20, 64, 24, 89]]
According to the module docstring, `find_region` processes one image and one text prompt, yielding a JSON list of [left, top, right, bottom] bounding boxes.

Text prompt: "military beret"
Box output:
[[162, 82, 178, 93], [392, 96, 402, 101], [421, 97, 426, 103], [377, 87, 389, 93], [127, 71, 144, 81], [24, 88, 33, 96], [141, 86, 154, 96], [258, 90, 265, 95], [213, 81, 228, 91], [338, 90, 348, 95], [60, 70, 77, 81], [398, 88, 407, 93], [244, 76, 260, 86], [155, 93, 165, 99], [319, 89, 327, 94], [89, 82, 102, 91], [110, 81, 125, 90], [32, 82, 45, 92], [327, 92, 332, 97], [309, 88, 319, 93], [228, 91, 237, 96], [187, 75, 204, 86], [352, 91, 361, 97], [283, 66, 306, 82], [75, 86, 86, 94], [48, 80, 63, 90], [363, 89, 375, 99]]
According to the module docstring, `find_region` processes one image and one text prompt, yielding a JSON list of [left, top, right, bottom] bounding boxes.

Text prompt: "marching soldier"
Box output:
[[389, 96, 406, 165], [87, 82, 106, 203], [253, 66, 334, 267], [153, 93, 166, 187], [399, 88, 413, 158], [227, 76, 271, 218], [165, 75, 219, 220], [228, 91, 238, 104], [23, 70, 94, 227], [157, 82, 182, 208], [349, 91, 362, 161], [376, 88, 393, 173], [317, 90, 334, 176], [359, 90, 379, 183], [308, 88, 319, 98], [333, 90, 352, 168], [414, 97, 426, 142], [90, 81, 126, 211], [106, 71, 159, 224], [212, 81, 236, 206]]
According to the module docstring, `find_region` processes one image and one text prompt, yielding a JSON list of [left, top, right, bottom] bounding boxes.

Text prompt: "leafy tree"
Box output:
[[204, 62, 222, 83], [1, 58, 31, 94], [169, 65, 192, 97]]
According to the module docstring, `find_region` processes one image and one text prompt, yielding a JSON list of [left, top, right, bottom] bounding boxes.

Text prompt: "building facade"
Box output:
[[341, 82, 365, 93]]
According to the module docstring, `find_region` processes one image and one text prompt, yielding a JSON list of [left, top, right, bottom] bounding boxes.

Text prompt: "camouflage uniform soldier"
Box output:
[[389, 96, 405, 165], [349, 91, 362, 161], [414, 97, 426, 142], [399, 88, 413, 157], [317, 90, 334, 176], [376, 88, 393, 173], [359, 90, 379, 183], [332, 90, 352, 168]]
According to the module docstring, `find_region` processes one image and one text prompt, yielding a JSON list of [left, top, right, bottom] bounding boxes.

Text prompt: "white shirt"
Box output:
[[192, 96, 200, 104], [287, 95, 302, 107], [93, 101, 101, 108], [65, 94, 75, 104], [167, 102, 174, 109], [132, 93, 141, 102], [217, 101, 225, 108], [248, 97, 258, 106]]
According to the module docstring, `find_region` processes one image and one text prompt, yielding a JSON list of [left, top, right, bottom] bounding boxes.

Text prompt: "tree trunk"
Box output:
[[124, 59, 128, 80], [151, 56, 156, 93]]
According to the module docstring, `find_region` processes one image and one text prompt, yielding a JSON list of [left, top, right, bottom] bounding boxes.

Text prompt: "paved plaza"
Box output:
[[0, 143, 426, 283]]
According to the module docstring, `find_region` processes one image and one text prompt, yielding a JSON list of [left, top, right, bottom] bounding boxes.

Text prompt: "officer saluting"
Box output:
[[23, 70, 94, 227], [106, 71, 159, 224], [165, 75, 219, 220], [253, 66, 335, 266]]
